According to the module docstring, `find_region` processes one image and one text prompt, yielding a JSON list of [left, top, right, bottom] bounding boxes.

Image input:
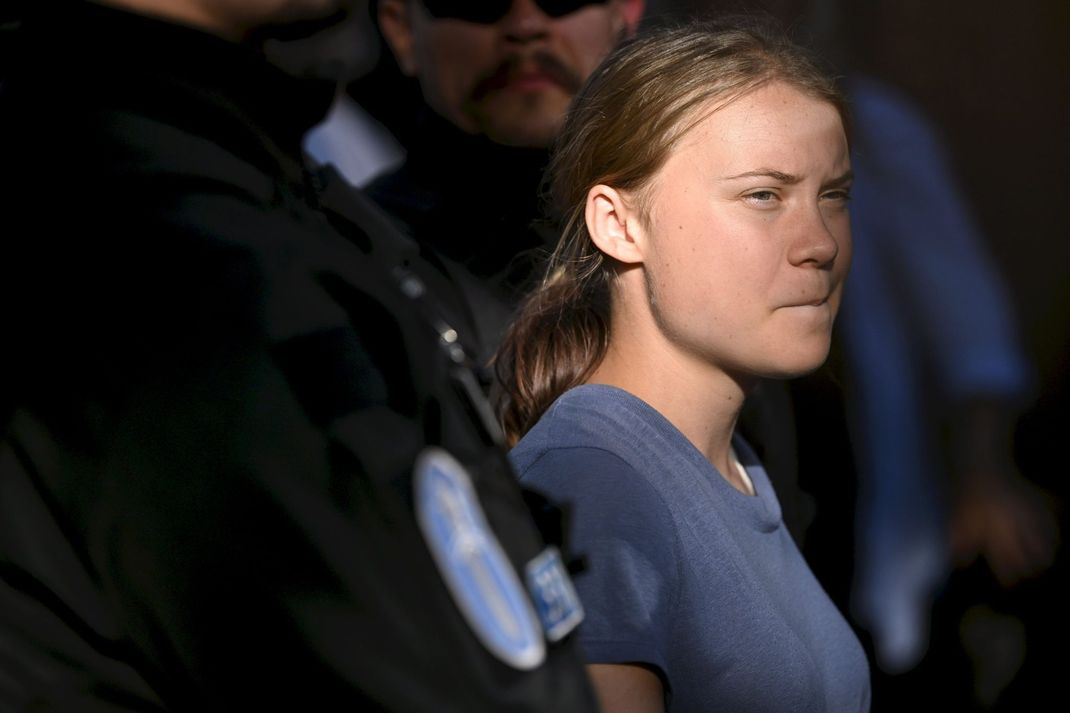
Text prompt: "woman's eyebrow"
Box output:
[[719, 169, 854, 189], [721, 169, 801, 183], [821, 170, 854, 190]]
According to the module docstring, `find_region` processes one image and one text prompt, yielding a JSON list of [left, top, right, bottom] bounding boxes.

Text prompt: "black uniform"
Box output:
[[364, 111, 557, 367], [0, 3, 596, 710]]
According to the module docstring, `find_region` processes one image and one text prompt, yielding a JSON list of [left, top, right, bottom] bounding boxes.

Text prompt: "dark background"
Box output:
[[842, 4, 1069, 710], [845, 0, 1070, 395]]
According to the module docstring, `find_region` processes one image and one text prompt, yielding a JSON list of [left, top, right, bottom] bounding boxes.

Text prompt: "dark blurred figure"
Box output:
[[0, 0, 599, 709], [651, 0, 1061, 710]]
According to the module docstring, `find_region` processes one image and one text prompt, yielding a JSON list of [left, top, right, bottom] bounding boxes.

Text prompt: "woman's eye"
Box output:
[[822, 189, 852, 204], [744, 190, 778, 205]]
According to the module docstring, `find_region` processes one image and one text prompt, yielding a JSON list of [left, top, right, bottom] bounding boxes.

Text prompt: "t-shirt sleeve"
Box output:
[[515, 447, 678, 679]]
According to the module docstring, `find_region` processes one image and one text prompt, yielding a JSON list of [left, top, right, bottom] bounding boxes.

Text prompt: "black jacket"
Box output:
[[0, 3, 596, 710], [365, 112, 557, 366]]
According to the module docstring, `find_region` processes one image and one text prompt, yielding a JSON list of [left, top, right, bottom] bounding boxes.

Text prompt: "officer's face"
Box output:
[[379, 0, 644, 149]]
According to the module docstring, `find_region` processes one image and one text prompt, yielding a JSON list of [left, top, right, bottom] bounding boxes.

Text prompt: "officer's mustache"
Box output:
[[471, 51, 583, 99]]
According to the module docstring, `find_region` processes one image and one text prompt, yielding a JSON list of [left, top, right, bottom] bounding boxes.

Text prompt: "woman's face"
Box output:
[[637, 80, 851, 382]]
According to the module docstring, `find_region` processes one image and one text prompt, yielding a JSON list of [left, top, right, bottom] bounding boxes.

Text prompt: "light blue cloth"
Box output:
[[511, 384, 871, 712], [303, 93, 404, 187]]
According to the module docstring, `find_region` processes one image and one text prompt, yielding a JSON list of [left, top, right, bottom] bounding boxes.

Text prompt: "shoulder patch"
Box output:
[[526, 547, 585, 642], [414, 448, 546, 670]]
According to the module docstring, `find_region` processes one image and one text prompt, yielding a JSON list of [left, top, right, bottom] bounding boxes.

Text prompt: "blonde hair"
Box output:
[[495, 18, 849, 445]]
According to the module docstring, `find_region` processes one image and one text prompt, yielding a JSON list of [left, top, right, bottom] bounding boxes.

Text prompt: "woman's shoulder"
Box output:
[[510, 384, 675, 470], [511, 387, 615, 465], [513, 442, 643, 497], [509, 390, 677, 537], [511, 441, 680, 574]]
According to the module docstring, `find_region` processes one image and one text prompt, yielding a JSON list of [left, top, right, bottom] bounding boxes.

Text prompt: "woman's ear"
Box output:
[[585, 184, 645, 265]]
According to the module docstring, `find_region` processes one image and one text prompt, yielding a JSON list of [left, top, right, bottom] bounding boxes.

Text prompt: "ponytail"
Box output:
[[494, 211, 612, 446]]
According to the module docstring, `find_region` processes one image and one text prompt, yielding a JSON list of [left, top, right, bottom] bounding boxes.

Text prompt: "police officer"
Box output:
[[0, 0, 595, 709]]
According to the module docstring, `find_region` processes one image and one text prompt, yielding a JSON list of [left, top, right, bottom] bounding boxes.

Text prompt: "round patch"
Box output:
[[414, 448, 546, 670]]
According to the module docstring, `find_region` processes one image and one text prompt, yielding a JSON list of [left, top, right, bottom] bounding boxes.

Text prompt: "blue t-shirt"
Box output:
[[511, 385, 871, 712]]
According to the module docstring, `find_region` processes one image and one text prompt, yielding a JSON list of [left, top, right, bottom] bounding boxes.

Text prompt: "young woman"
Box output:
[[496, 21, 871, 712]]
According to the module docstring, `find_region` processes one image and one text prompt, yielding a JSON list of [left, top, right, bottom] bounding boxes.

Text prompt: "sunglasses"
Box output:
[[420, 0, 609, 25]]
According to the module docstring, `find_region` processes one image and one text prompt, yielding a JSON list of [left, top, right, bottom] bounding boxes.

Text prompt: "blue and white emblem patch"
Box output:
[[525, 547, 584, 642], [414, 448, 546, 670]]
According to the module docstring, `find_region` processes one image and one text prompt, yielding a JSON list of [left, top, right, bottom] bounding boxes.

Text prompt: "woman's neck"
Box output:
[[588, 336, 755, 493]]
